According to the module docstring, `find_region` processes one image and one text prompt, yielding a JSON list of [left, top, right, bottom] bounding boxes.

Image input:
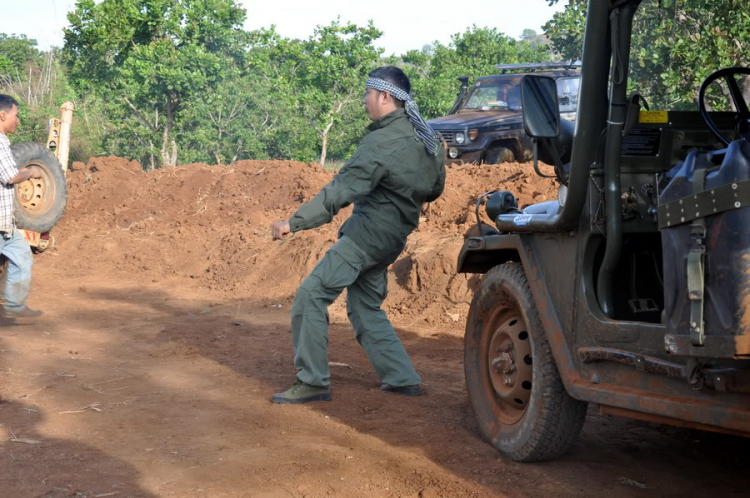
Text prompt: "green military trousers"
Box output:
[[291, 235, 421, 388]]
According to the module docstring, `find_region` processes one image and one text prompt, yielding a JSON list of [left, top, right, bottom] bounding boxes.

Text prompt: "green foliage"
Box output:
[[0, 34, 41, 76], [0, 43, 81, 158], [62, 1, 382, 167], [63, 0, 248, 168], [543, 0, 750, 110], [630, 0, 750, 110], [542, 0, 586, 63], [296, 21, 382, 165], [241, 21, 382, 166], [400, 26, 548, 119]]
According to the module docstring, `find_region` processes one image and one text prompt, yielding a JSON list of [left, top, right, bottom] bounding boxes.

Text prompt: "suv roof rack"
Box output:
[[494, 61, 582, 74]]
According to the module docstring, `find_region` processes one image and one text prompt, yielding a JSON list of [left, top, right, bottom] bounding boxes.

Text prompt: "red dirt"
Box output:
[[1, 157, 747, 497]]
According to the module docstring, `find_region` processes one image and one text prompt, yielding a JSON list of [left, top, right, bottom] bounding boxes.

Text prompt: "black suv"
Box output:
[[428, 62, 581, 164]]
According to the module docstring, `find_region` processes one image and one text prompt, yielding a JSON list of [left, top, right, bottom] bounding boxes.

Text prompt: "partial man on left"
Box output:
[[0, 94, 44, 320]]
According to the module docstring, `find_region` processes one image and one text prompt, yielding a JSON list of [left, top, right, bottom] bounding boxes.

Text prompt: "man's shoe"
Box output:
[[2, 307, 43, 319], [271, 379, 331, 404], [380, 384, 425, 396]]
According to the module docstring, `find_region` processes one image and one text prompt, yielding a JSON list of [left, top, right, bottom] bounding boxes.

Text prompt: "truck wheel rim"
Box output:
[[16, 162, 55, 215], [484, 307, 533, 424]]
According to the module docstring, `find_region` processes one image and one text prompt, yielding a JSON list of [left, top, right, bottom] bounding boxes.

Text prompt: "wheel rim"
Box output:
[[484, 307, 533, 424], [16, 162, 56, 216]]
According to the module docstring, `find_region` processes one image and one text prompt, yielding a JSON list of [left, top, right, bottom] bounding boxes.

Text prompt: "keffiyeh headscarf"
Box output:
[[365, 77, 440, 155]]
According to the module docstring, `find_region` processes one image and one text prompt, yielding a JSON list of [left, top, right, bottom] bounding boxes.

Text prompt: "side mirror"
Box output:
[[521, 75, 560, 139]]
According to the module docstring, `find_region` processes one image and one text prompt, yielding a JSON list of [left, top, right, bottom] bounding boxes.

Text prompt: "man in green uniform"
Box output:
[[270, 66, 445, 404]]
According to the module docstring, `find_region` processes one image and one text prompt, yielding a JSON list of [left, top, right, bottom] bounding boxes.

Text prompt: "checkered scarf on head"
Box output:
[[365, 77, 440, 155]]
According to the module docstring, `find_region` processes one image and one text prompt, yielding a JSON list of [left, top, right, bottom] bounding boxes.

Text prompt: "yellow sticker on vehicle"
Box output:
[[639, 110, 668, 123]]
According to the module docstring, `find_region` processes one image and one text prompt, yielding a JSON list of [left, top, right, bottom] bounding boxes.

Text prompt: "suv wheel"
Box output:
[[483, 146, 513, 164], [465, 263, 587, 462]]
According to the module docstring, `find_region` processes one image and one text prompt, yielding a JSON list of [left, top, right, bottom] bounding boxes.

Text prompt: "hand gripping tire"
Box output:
[[11, 143, 67, 233], [464, 263, 587, 462]]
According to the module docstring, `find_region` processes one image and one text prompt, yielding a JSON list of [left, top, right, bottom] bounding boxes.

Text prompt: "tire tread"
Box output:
[[10, 143, 67, 232], [466, 263, 587, 462]]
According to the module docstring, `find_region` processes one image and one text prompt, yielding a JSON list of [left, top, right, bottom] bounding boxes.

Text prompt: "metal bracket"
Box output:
[[657, 180, 750, 229]]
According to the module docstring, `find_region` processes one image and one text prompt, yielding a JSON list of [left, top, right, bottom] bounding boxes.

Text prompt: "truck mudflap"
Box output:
[[20, 229, 52, 252]]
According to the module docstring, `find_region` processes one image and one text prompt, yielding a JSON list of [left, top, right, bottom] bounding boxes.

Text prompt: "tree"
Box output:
[[630, 0, 750, 109], [520, 29, 538, 40], [63, 0, 248, 168], [543, 0, 750, 110], [294, 21, 383, 166], [542, 0, 586, 63], [243, 21, 383, 167], [177, 66, 293, 164], [0, 34, 41, 76], [401, 26, 548, 119], [0, 36, 78, 150]]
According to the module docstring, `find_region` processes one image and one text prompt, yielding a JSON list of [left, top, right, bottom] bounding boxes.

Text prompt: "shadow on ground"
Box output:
[[66, 284, 750, 498]]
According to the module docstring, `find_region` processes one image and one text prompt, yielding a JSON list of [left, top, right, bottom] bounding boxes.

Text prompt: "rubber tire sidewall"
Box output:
[[464, 262, 587, 462], [483, 146, 513, 165], [11, 143, 67, 233]]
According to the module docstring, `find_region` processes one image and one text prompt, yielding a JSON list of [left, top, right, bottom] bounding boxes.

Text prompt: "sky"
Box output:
[[3, 0, 566, 56]]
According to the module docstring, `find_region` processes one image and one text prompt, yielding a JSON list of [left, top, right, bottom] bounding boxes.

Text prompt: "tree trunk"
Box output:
[[169, 139, 178, 166], [316, 100, 348, 167], [161, 99, 177, 167], [146, 140, 155, 172], [319, 133, 328, 167], [160, 126, 170, 167], [318, 118, 335, 167]]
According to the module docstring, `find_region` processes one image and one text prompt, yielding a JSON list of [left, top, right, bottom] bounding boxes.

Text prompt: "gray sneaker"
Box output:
[[272, 379, 331, 404], [2, 307, 43, 319], [380, 384, 425, 396]]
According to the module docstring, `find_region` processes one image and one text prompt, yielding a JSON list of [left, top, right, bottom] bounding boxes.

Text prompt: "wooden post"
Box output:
[[58, 101, 75, 175]]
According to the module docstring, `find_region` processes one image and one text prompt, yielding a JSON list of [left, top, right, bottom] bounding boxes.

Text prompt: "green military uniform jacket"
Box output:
[[289, 108, 446, 265]]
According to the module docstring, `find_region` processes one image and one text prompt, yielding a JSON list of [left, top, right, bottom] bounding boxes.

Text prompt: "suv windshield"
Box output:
[[460, 74, 581, 114], [556, 77, 580, 113], [462, 77, 522, 111]]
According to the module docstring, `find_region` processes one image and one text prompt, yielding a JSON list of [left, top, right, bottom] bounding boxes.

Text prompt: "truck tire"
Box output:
[[465, 263, 587, 462], [11, 143, 67, 233], [483, 146, 513, 165]]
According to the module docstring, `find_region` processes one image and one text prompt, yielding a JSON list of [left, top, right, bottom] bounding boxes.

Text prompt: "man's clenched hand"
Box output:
[[27, 166, 42, 179], [271, 220, 291, 240]]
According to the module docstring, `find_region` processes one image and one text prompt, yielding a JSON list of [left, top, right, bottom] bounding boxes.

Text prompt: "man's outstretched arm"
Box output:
[[270, 139, 385, 240]]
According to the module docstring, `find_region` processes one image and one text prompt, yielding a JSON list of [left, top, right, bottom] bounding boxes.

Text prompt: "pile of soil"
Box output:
[[56, 157, 558, 325]]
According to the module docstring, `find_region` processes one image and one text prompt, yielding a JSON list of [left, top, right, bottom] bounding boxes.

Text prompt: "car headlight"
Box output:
[[448, 147, 459, 159], [454, 132, 466, 145]]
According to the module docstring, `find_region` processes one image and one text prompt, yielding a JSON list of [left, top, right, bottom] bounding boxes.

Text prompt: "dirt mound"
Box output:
[[55, 157, 558, 325]]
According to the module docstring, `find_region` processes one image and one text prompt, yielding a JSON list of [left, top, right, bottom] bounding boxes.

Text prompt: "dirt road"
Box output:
[[1, 158, 748, 497]]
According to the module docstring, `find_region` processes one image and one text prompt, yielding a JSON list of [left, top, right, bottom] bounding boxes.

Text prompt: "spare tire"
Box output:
[[10, 143, 67, 233]]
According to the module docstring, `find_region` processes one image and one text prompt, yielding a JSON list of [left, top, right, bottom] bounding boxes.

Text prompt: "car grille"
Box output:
[[437, 131, 457, 145]]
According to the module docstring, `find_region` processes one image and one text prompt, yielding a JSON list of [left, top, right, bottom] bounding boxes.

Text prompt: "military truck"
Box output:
[[457, 0, 750, 462], [428, 63, 580, 164]]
